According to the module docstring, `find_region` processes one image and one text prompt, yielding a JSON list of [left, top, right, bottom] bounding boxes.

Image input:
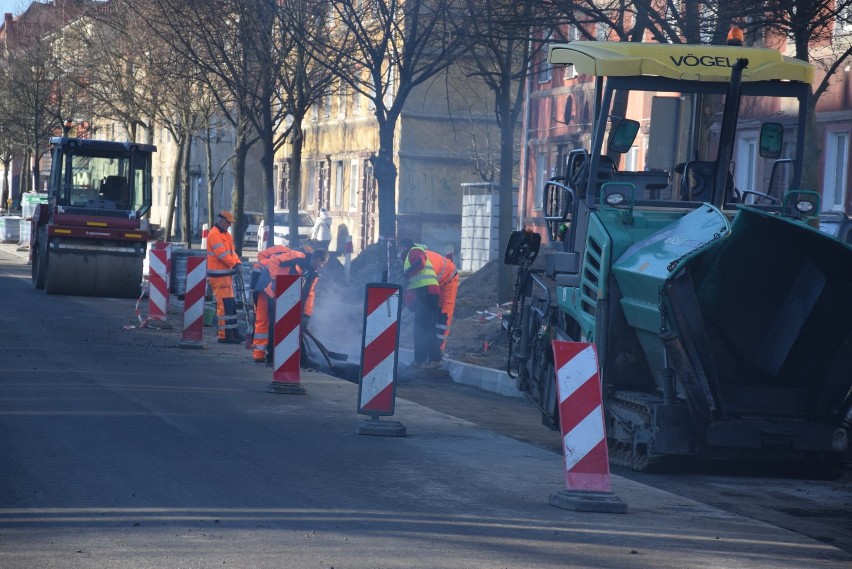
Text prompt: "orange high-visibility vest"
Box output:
[[261, 248, 319, 316], [206, 225, 240, 277]]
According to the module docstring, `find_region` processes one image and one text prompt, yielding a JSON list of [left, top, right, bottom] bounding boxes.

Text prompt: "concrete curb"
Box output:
[[398, 347, 521, 398]]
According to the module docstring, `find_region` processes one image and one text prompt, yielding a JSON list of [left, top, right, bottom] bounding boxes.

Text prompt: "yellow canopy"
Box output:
[[548, 42, 814, 84]]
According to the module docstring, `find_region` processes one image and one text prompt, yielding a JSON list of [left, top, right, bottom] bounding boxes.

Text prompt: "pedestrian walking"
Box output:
[[398, 238, 442, 369], [310, 207, 332, 251], [206, 210, 244, 344]]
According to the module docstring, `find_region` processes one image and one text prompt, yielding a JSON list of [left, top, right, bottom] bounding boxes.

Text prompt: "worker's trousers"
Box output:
[[437, 274, 459, 352], [252, 292, 273, 361], [209, 275, 238, 340], [413, 288, 442, 364]]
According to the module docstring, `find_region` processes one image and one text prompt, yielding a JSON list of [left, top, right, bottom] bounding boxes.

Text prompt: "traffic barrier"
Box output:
[[548, 341, 627, 513], [201, 223, 209, 250], [178, 256, 206, 349], [267, 273, 306, 395], [356, 284, 405, 436], [148, 248, 169, 322]]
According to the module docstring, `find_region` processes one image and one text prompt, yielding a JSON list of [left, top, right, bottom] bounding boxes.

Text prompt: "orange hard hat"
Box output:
[[218, 210, 235, 223]]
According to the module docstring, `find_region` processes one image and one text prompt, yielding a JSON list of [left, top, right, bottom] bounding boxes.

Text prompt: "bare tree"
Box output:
[[126, 0, 280, 255], [455, 0, 548, 301], [273, 0, 338, 249], [309, 0, 469, 240], [0, 4, 88, 195], [741, 0, 852, 187]]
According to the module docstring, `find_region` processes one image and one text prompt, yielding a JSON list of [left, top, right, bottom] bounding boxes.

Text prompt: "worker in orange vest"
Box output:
[[251, 245, 329, 364], [206, 210, 244, 344], [423, 248, 459, 355]]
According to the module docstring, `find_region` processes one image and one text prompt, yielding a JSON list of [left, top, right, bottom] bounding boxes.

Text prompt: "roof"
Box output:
[[548, 42, 814, 84]]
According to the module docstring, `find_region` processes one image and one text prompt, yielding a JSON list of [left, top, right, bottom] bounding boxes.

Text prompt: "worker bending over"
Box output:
[[398, 238, 442, 370], [424, 248, 458, 355], [251, 245, 329, 364], [206, 210, 244, 344]]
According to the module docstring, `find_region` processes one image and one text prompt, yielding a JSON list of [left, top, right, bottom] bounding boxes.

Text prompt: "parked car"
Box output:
[[256, 210, 315, 252], [243, 211, 264, 246]]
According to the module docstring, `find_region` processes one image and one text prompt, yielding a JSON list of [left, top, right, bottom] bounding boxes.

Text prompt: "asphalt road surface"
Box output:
[[0, 246, 850, 568]]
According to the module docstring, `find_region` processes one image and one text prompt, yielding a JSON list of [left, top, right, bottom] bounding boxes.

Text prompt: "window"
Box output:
[[735, 137, 756, 192], [824, 131, 849, 211], [354, 89, 362, 115], [334, 161, 344, 207], [538, 53, 552, 84], [534, 151, 547, 210], [538, 32, 553, 84], [349, 159, 359, 210], [307, 163, 316, 205], [338, 85, 347, 118], [323, 95, 332, 118]]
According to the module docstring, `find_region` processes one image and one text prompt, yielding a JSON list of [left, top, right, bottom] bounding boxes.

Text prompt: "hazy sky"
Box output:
[[0, 1, 30, 18]]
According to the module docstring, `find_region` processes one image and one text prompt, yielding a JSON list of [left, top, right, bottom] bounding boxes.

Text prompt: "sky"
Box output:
[[0, 0, 30, 18]]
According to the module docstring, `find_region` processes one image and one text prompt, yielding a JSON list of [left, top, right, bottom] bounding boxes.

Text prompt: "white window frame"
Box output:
[[334, 161, 344, 208], [307, 162, 316, 205], [823, 130, 849, 212], [534, 151, 546, 211], [735, 137, 756, 193], [349, 159, 359, 211]]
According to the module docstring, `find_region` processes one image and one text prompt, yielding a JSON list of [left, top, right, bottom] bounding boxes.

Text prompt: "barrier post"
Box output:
[[178, 256, 206, 349], [148, 248, 169, 322], [356, 283, 405, 436], [267, 273, 306, 395], [152, 241, 172, 313], [548, 341, 626, 513], [200, 223, 209, 250]]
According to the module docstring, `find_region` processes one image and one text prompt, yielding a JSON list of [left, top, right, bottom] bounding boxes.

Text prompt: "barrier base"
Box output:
[[178, 340, 205, 350], [549, 490, 627, 514], [146, 319, 173, 329], [267, 381, 307, 395], [356, 418, 406, 437]]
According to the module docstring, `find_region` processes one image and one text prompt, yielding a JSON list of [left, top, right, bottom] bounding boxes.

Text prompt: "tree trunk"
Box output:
[[287, 120, 305, 250], [164, 135, 184, 241], [374, 120, 398, 240], [180, 135, 193, 248], [231, 120, 249, 257], [205, 127, 216, 233], [1, 159, 9, 210], [496, 68, 515, 304]]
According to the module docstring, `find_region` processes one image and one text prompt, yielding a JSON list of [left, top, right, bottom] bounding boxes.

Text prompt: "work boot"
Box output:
[[218, 330, 242, 344]]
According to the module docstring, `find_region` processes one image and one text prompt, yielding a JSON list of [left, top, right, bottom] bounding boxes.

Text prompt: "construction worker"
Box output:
[[424, 247, 459, 357], [206, 210, 244, 344], [398, 238, 442, 369], [251, 245, 329, 364]]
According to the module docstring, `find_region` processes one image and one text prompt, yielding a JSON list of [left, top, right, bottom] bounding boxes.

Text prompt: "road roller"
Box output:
[[30, 136, 157, 298]]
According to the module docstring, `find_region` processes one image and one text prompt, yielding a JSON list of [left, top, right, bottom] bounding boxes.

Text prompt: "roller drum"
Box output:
[[45, 248, 144, 298]]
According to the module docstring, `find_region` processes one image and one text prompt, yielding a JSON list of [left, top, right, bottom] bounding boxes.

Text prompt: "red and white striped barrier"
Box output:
[[148, 248, 169, 321], [152, 241, 172, 295], [356, 284, 405, 436], [178, 256, 206, 349], [268, 273, 306, 395], [548, 341, 626, 513]]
